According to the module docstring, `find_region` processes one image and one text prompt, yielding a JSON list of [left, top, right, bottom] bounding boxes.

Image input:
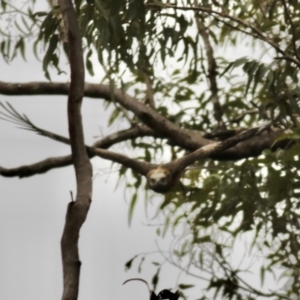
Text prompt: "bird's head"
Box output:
[[146, 167, 173, 193]]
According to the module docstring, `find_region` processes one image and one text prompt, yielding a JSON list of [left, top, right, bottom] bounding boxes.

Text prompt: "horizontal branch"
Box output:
[[170, 126, 269, 173], [90, 148, 154, 176], [0, 110, 289, 193], [92, 125, 161, 148], [0, 155, 73, 177], [0, 125, 158, 177], [0, 80, 208, 150], [0, 81, 287, 161], [0, 125, 284, 179]]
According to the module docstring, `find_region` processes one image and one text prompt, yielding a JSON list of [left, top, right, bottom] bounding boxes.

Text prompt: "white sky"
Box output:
[[0, 47, 182, 300]]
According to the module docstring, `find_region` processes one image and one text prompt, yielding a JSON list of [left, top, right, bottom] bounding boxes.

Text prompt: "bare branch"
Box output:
[[0, 147, 153, 179], [0, 101, 161, 150], [0, 125, 157, 178], [0, 156, 73, 177], [0, 80, 207, 149], [0, 80, 288, 160], [0, 125, 159, 179], [90, 147, 154, 176], [92, 125, 161, 148], [0, 102, 161, 177], [58, 1, 92, 300]]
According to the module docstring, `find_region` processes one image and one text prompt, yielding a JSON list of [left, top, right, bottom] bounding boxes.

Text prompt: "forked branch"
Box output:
[[0, 80, 209, 149], [0, 101, 271, 193], [0, 100, 287, 189]]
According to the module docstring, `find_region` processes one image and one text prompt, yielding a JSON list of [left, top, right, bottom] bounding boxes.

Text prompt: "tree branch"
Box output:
[[0, 101, 155, 177], [195, 16, 224, 127], [0, 80, 207, 149], [0, 120, 159, 178], [0, 155, 74, 177], [0, 101, 161, 151], [0, 102, 288, 193], [0, 83, 288, 163], [58, 1, 92, 300], [91, 148, 154, 176], [92, 125, 161, 148], [170, 126, 269, 174]]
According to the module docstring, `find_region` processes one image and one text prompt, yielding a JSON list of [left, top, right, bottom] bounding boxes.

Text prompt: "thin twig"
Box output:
[[195, 15, 224, 127], [228, 109, 258, 124], [280, 0, 300, 61], [147, 3, 300, 67]]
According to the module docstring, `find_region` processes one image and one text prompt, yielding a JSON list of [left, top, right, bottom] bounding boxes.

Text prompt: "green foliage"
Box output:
[[2, 0, 300, 299], [128, 192, 138, 226]]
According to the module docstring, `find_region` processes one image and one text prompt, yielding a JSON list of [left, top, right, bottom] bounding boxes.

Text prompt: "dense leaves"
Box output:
[[2, 0, 300, 299]]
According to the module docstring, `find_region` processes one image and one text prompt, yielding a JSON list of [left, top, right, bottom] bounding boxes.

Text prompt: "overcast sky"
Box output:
[[0, 41, 186, 300]]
